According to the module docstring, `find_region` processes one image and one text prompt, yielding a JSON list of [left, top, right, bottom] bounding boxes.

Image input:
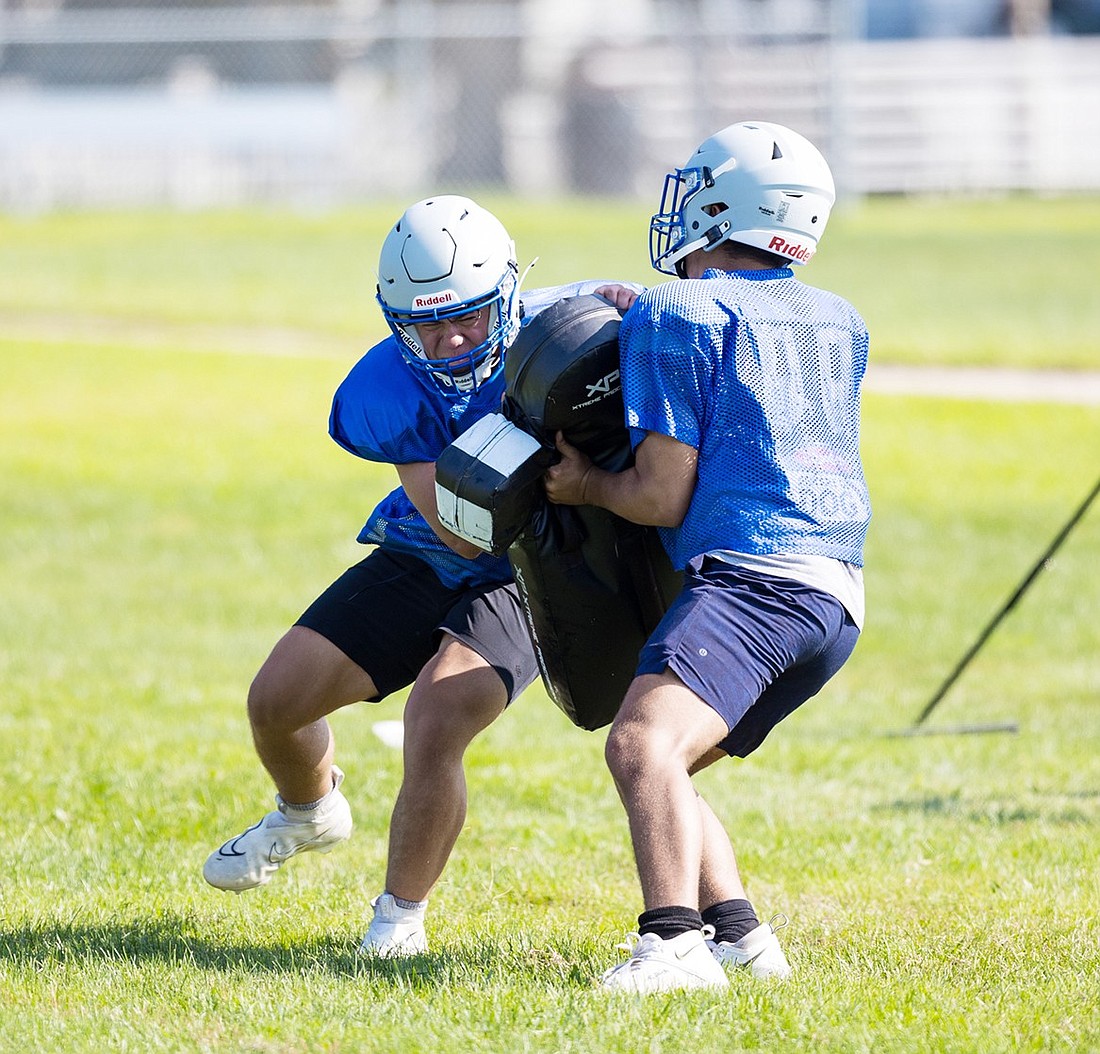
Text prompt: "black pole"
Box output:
[[914, 474, 1100, 728]]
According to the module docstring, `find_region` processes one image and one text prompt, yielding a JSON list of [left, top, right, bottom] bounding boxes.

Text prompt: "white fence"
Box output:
[[840, 36, 1100, 193], [0, 1, 1098, 210]]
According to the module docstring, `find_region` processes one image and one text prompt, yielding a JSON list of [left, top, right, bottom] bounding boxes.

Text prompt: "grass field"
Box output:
[[2, 197, 1099, 1052], [3, 193, 1100, 369]]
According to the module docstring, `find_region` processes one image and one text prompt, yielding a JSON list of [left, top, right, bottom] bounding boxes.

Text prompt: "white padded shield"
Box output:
[[435, 412, 548, 555]]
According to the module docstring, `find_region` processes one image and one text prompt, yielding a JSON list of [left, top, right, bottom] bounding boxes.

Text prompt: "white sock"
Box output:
[[280, 771, 340, 818]]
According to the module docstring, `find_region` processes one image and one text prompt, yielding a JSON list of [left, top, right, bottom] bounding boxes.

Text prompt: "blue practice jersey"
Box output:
[[619, 267, 871, 570], [331, 280, 638, 589]]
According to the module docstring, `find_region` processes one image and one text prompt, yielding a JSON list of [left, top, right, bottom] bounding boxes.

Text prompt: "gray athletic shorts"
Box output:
[[636, 555, 860, 758], [296, 548, 539, 704]]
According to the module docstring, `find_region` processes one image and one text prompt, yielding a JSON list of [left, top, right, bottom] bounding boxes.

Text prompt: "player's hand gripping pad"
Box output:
[[501, 294, 683, 731]]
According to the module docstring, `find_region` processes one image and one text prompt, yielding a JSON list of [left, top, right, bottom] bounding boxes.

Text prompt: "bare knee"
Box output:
[[247, 667, 308, 736], [403, 687, 502, 765], [605, 716, 655, 786], [606, 675, 730, 785], [247, 626, 375, 736], [245, 648, 338, 737], [402, 647, 507, 766]]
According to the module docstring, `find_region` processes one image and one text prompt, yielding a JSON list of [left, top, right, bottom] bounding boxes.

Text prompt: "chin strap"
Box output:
[[672, 221, 731, 278], [703, 220, 731, 248]]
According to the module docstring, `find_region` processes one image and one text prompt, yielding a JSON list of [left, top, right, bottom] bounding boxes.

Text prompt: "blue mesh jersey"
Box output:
[[619, 267, 871, 570], [331, 280, 638, 589]]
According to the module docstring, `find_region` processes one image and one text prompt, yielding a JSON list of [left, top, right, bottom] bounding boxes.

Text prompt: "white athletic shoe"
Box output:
[[358, 893, 429, 958], [600, 928, 729, 994], [203, 766, 352, 892], [708, 914, 792, 980]]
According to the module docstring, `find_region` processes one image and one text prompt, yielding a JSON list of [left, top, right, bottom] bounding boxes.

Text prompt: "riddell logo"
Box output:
[[413, 290, 458, 309], [768, 236, 814, 262]]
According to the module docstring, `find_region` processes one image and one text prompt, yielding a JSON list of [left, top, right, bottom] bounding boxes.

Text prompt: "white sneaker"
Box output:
[[709, 914, 792, 980], [358, 893, 428, 958], [203, 767, 352, 892], [600, 928, 729, 993]]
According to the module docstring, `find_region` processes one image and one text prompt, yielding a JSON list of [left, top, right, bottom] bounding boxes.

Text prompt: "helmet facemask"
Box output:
[[649, 122, 836, 276], [378, 264, 520, 396], [650, 165, 735, 277]]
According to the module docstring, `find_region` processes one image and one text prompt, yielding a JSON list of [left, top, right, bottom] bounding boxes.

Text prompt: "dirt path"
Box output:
[[864, 364, 1100, 405]]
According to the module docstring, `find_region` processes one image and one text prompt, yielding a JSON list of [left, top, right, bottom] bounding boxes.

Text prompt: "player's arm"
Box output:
[[396, 460, 486, 560], [543, 430, 697, 528]]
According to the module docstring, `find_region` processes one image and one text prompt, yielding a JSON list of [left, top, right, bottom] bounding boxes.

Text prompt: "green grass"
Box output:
[[2, 198, 1099, 1052], [2, 194, 1100, 367]]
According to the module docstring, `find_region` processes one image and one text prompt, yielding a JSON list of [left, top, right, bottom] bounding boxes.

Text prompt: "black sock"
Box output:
[[637, 905, 704, 940], [702, 898, 759, 944]]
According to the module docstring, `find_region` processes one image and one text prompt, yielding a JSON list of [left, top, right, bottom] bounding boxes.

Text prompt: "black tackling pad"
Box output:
[[502, 294, 682, 731]]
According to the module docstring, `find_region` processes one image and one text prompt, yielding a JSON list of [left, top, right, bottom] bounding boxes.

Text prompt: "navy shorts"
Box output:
[[295, 548, 539, 704], [636, 555, 860, 758]]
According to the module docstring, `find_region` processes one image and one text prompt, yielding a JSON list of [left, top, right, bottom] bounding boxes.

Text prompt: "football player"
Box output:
[[545, 123, 871, 992], [204, 194, 638, 956]]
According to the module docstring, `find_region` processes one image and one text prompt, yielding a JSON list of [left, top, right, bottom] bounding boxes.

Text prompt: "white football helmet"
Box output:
[[650, 121, 836, 275], [377, 195, 521, 396]]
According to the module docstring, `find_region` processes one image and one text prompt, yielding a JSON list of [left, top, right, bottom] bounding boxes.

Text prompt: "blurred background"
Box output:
[[2, 0, 1099, 212]]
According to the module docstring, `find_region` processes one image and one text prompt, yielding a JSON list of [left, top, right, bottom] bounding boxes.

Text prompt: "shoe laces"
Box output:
[[614, 932, 641, 955], [614, 925, 715, 957], [766, 913, 789, 934]]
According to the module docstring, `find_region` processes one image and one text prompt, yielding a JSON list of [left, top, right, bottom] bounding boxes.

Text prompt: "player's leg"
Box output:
[[202, 625, 370, 893], [361, 579, 537, 957], [204, 550, 451, 893], [696, 786, 747, 908], [383, 635, 508, 903], [696, 565, 859, 980], [693, 789, 789, 979], [685, 755, 794, 978], [606, 673, 729, 910], [600, 558, 845, 990], [360, 639, 509, 958], [598, 672, 730, 992], [248, 625, 377, 805]]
